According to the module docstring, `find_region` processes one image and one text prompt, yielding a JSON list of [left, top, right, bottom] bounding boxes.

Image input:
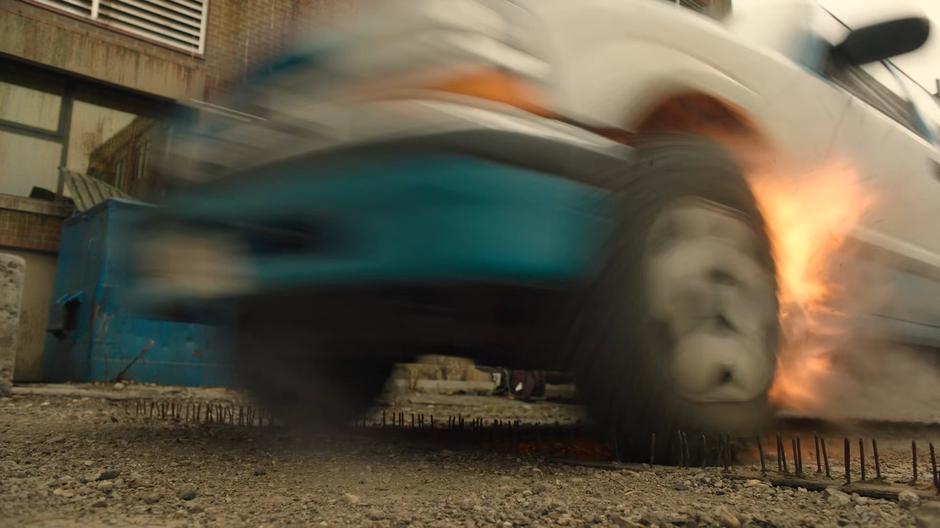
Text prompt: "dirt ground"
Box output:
[[1, 385, 938, 528]]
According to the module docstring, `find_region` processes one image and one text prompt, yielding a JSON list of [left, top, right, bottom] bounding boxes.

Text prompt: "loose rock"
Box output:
[[713, 506, 741, 528], [824, 487, 852, 507], [178, 489, 197, 501], [899, 490, 920, 509], [343, 493, 360, 506], [96, 469, 120, 481]]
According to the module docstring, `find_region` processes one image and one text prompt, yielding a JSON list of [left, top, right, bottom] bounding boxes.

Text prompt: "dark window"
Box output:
[[826, 59, 924, 138]]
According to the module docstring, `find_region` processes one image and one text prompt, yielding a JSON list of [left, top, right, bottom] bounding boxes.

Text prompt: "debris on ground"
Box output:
[[0, 388, 933, 527]]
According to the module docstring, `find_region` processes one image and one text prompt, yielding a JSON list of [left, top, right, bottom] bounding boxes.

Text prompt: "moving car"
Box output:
[[130, 0, 940, 458]]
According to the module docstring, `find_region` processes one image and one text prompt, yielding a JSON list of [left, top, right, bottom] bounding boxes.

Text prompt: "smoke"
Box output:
[[813, 341, 940, 423], [798, 244, 940, 423], [748, 157, 940, 423]]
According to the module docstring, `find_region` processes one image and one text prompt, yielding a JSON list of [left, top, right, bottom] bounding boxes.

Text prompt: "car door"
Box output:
[[826, 60, 940, 346]]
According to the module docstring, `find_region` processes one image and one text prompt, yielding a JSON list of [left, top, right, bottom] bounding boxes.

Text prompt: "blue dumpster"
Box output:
[[43, 199, 230, 386]]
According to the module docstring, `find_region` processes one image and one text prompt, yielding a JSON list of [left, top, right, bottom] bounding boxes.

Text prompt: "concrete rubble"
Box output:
[[0, 254, 26, 396]]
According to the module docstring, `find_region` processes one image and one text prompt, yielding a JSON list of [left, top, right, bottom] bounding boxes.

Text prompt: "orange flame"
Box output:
[[748, 161, 874, 412]]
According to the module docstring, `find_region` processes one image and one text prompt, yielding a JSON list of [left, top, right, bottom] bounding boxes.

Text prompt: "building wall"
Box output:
[[0, 0, 206, 101], [0, 195, 71, 381], [0, 0, 373, 382], [6, 249, 57, 381], [201, 0, 370, 101], [0, 195, 70, 253]]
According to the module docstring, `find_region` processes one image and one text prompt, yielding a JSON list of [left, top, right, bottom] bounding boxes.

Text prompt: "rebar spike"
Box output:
[[612, 432, 621, 462], [775, 433, 782, 472], [859, 438, 866, 481], [792, 437, 800, 476], [913, 440, 919, 483], [701, 434, 707, 469], [725, 433, 734, 472], [930, 443, 938, 490], [650, 433, 656, 466], [871, 439, 881, 480], [814, 434, 822, 474], [797, 435, 804, 475], [757, 436, 766, 474], [822, 436, 831, 478], [677, 431, 685, 468], [777, 433, 788, 474], [844, 438, 851, 484]]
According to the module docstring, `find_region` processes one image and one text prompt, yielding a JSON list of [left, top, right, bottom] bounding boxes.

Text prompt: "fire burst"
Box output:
[[748, 161, 874, 413]]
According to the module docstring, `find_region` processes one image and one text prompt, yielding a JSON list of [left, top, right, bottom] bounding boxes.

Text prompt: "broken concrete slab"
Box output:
[[1, 253, 26, 396]]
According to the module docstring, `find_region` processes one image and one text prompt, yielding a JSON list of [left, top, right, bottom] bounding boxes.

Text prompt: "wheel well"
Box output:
[[635, 92, 767, 152]]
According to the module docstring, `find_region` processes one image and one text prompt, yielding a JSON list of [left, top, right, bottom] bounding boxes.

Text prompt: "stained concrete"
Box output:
[[6, 249, 57, 382], [0, 0, 205, 102], [0, 253, 25, 395]]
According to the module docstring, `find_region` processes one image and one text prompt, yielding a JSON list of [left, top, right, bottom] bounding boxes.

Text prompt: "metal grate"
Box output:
[[31, 0, 209, 54]]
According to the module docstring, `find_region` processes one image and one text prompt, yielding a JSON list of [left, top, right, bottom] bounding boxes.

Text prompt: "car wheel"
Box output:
[[231, 306, 394, 427], [569, 136, 779, 463]]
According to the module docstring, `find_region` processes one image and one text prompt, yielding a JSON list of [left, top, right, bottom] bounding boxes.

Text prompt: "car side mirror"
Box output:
[[832, 17, 930, 65]]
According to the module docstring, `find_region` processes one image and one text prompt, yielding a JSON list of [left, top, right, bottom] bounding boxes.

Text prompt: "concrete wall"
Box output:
[[0, 0, 205, 101], [0, 253, 25, 394], [1, 0, 372, 103], [6, 248, 57, 381]]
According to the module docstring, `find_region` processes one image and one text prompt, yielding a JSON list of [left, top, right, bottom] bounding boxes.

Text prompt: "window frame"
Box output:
[[0, 56, 177, 200], [825, 57, 928, 140]]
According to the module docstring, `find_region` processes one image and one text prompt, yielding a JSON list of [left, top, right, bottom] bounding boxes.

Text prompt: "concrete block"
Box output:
[[416, 354, 477, 381], [0, 253, 26, 395], [389, 378, 497, 395], [414, 379, 497, 394]]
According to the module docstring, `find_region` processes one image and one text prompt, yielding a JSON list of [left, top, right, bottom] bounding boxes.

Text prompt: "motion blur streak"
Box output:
[[748, 162, 875, 412]]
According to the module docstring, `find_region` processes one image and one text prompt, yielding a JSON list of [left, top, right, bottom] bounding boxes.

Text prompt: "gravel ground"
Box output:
[[1, 386, 938, 527]]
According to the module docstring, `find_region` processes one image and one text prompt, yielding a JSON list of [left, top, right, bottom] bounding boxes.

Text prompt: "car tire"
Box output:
[[568, 135, 779, 463], [230, 307, 394, 427]]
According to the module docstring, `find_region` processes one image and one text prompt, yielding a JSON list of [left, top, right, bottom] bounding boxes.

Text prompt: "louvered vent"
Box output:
[[35, 0, 93, 16], [31, 0, 209, 54]]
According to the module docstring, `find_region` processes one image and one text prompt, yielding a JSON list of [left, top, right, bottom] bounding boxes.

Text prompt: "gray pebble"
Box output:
[[178, 489, 197, 501], [898, 490, 920, 509], [96, 469, 119, 481]]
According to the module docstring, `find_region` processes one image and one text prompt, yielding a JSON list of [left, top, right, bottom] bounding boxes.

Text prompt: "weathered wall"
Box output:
[[6, 249, 56, 381], [1, 0, 373, 102], [0, 253, 26, 395], [0, 196, 71, 382], [0, 0, 205, 101], [201, 0, 372, 100], [0, 195, 71, 253]]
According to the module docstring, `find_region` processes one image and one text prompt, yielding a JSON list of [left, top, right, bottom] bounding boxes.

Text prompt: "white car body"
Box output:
[[510, 0, 940, 347]]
